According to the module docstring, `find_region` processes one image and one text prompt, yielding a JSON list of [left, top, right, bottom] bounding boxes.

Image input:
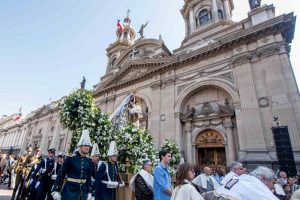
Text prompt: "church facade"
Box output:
[[93, 0, 300, 171]]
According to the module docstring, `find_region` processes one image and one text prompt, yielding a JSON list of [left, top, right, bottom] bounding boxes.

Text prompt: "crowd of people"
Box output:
[[0, 129, 300, 200]]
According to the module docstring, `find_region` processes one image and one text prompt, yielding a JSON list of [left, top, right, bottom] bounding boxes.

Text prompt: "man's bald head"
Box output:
[[203, 167, 211, 176]]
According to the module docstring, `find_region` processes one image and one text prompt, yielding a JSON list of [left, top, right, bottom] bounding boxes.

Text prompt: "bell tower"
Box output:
[[181, 0, 234, 36], [105, 10, 136, 75]]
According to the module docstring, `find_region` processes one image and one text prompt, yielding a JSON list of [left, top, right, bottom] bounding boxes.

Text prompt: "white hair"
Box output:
[[249, 166, 276, 181], [229, 161, 243, 170]]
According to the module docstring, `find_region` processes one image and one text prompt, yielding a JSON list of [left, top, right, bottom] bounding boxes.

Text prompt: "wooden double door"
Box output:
[[198, 147, 226, 172]]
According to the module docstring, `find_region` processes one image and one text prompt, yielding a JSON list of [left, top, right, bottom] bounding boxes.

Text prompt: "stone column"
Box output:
[[29, 121, 39, 146], [189, 8, 195, 32], [184, 17, 189, 35], [192, 144, 197, 165], [51, 122, 61, 151], [224, 118, 236, 164], [2, 133, 7, 148], [20, 125, 30, 152], [40, 118, 53, 153], [174, 112, 182, 149], [211, 0, 219, 22], [185, 121, 193, 163], [223, 0, 231, 20]]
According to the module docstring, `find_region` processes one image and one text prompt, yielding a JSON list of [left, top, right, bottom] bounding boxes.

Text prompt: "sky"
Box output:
[[0, 0, 299, 117]]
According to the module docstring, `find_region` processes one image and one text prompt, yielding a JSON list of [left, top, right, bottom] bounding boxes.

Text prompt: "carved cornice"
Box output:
[[106, 95, 115, 103], [223, 122, 233, 128], [151, 81, 161, 89], [194, 119, 223, 128], [162, 77, 176, 87], [231, 53, 252, 65], [256, 44, 281, 58], [98, 98, 107, 105], [214, 72, 234, 83]]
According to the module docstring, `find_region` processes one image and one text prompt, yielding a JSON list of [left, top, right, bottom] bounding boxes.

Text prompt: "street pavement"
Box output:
[[0, 183, 12, 200]]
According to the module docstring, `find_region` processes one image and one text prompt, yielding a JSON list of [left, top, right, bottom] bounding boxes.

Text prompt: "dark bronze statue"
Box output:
[[138, 21, 148, 38], [249, 0, 261, 10], [80, 76, 86, 89]]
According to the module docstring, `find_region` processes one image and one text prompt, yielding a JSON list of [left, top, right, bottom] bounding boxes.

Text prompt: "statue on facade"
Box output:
[[249, 0, 261, 10], [138, 21, 148, 38], [80, 76, 86, 89], [109, 92, 143, 130], [127, 95, 143, 127]]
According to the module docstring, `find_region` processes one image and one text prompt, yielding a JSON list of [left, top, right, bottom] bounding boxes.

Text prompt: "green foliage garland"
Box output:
[[59, 89, 97, 152]]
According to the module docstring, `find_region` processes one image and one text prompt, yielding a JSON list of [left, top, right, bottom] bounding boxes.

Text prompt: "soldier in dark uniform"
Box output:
[[47, 152, 64, 200], [91, 143, 101, 180], [31, 148, 55, 199], [92, 141, 125, 200], [51, 130, 94, 200]]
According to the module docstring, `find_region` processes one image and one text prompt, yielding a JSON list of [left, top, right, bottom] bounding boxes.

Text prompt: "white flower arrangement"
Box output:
[[160, 139, 181, 176], [115, 124, 157, 173]]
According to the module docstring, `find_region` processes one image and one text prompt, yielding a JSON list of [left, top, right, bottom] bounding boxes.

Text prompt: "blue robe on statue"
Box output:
[[93, 162, 121, 200]]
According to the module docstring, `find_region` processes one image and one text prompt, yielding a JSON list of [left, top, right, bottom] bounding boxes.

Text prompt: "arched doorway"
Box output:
[[196, 129, 226, 171]]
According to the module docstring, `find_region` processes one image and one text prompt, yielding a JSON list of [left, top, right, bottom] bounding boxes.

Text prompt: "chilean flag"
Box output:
[[14, 107, 22, 121], [117, 19, 124, 31]]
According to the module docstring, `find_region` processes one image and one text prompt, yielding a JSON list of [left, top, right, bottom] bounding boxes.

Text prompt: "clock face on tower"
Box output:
[[258, 97, 269, 107]]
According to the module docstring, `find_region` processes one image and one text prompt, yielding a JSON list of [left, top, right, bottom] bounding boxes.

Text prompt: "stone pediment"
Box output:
[[111, 38, 172, 71], [95, 56, 175, 92], [118, 65, 150, 83]]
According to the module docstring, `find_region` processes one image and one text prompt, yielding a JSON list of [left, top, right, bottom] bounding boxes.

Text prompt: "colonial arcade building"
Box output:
[[93, 0, 300, 171]]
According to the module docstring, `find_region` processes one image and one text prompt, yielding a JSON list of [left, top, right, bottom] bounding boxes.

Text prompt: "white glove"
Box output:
[[87, 193, 94, 200], [35, 181, 40, 189], [107, 181, 119, 188], [52, 192, 61, 200], [118, 181, 125, 188]]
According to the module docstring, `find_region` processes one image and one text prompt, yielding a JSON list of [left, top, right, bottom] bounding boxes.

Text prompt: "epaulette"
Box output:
[[67, 153, 74, 157]]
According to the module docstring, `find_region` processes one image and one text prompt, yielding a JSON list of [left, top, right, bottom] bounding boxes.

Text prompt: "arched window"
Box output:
[[111, 57, 117, 66], [218, 9, 224, 20], [199, 9, 209, 25], [124, 32, 128, 39]]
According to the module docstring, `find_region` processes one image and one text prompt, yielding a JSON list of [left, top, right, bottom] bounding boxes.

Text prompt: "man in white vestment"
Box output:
[[277, 171, 288, 186], [192, 167, 220, 193], [215, 166, 279, 200], [129, 159, 154, 200], [291, 189, 300, 200], [220, 161, 244, 185]]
